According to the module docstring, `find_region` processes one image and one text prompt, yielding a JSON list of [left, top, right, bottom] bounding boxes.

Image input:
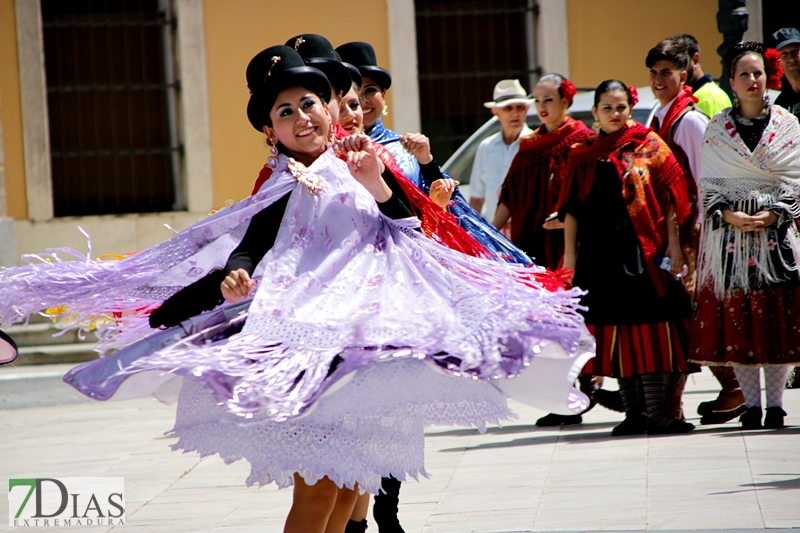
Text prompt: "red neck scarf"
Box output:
[[500, 118, 591, 258], [562, 121, 690, 296], [651, 86, 698, 139]]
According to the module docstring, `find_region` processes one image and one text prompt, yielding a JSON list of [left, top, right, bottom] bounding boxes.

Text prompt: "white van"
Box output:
[[441, 86, 659, 197]]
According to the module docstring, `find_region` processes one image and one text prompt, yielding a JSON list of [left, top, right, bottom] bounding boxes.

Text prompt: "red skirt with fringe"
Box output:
[[582, 320, 696, 378], [689, 283, 800, 366]]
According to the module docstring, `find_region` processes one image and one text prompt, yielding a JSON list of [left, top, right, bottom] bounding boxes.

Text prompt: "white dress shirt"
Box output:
[[653, 96, 708, 218], [469, 124, 533, 222]]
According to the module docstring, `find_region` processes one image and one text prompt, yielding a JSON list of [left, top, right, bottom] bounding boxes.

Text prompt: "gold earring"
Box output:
[[732, 92, 740, 107], [381, 104, 388, 117], [266, 137, 279, 169], [591, 119, 601, 132]]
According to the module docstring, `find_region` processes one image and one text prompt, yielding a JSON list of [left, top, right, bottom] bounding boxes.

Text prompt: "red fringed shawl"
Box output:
[[560, 121, 690, 296], [653, 86, 698, 139], [500, 118, 592, 269]]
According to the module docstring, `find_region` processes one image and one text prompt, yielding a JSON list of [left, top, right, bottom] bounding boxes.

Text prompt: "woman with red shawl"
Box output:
[[559, 80, 696, 436], [495, 74, 592, 271]]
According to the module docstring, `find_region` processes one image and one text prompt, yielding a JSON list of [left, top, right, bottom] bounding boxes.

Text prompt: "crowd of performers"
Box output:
[[0, 27, 799, 533]]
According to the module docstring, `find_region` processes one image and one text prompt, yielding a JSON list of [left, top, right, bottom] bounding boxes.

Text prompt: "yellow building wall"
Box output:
[[0, 0, 28, 219], [566, 0, 722, 89], [202, 0, 392, 207]]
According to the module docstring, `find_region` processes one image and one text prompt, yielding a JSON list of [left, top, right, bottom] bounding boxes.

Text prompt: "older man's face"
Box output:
[[493, 103, 529, 133], [779, 44, 800, 76]]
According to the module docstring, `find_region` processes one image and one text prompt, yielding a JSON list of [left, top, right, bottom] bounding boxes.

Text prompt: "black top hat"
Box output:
[[770, 27, 800, 50], [0, 329, 18, 364], [335, 42, 392, 90], [245, 45, 331, 132], [286, 34, 353, 95]]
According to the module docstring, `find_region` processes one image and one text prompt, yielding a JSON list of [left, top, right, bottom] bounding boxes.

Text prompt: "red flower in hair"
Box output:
[[763, 48, 784, 90], [627, 85, 639, 107], [560, 79, 577, 103]]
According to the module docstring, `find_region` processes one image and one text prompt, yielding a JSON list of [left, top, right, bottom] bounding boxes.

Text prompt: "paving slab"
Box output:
[[0, 365, 798, 532]]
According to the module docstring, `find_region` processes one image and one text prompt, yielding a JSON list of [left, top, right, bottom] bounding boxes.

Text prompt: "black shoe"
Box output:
[[374, 477, 404, 533], [648, 417, 695, 435], [536, 413, 582, 426], [345, 519, 369, 533], [700, 405, 747, 425], [739, 406, 763, 430], [594, 388, 625, 413], [764, 407, 787, 429], [697, 399, 714, 417], [611, 413, 647, 436]]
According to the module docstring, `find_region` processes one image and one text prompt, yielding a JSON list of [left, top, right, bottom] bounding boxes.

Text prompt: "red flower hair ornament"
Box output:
[[560, 79, 577, 103], [627, 85, 639, 107], [763, 48, 784, 90]]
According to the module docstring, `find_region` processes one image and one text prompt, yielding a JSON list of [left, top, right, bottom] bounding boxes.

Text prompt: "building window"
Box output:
[[415, 0, 537, 162], [42, 0, 181, 217]]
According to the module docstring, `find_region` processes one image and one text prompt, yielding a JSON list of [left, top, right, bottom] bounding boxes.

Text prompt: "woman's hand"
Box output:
[[221, 268, 254, 303], [722, 209, 772, 232], [543, 212, 565, 230], [750, 210, 779, 229], [340, 134, 392, 202], [429, 178, 459, 208], [664, 242, 688, 277], [400, 133, 433, 164]]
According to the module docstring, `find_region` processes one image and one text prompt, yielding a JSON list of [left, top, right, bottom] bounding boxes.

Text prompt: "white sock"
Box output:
[[734, 367, 762, 409], [764, 365, 791, 408]]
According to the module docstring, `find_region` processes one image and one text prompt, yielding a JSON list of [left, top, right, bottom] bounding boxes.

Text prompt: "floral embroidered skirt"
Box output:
[[689, 282, 800, 366], [581, 320, 696, 378]]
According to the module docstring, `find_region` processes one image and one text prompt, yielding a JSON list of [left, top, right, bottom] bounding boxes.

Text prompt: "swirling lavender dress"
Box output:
[[2, 148, 593, 493]]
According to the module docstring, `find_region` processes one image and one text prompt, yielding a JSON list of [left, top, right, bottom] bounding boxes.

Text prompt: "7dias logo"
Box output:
[[8, 478, 125, 527]]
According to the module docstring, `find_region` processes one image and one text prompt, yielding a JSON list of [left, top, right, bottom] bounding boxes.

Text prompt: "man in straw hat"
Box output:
[[469, 79, 533, 223]]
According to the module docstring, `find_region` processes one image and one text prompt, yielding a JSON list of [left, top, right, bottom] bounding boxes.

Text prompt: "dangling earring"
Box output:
[[266, 137, 279, 169], [381, 104, 388, 116], [591, 119, 601, 132], [763, 93, 771, 108], [732, 92, 740, 108], [328, 127, 337, 154]]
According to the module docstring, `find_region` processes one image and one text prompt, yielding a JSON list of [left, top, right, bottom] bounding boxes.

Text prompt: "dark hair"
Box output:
[[645, 40, 690, 71], [724, 41, 765, 76], [593, 80, 634, 107], [537, 73, 573, 108], [668, 33, 700, 58]]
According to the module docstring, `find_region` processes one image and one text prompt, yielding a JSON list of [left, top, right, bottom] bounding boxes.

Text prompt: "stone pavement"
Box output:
[[1, 363, 798, 532]]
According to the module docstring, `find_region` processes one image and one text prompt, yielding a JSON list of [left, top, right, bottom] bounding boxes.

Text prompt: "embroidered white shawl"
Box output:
[[698, 105, 800, 297]]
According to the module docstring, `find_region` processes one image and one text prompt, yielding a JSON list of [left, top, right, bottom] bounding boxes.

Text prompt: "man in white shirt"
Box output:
[[647, 40, 708, 207], [468, 79, 533, 222]]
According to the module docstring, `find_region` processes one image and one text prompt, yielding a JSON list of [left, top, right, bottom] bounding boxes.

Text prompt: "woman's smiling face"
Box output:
[[339, 85, 364, 135], [359, 76, 386, 128], [264, 86, 330, 165]]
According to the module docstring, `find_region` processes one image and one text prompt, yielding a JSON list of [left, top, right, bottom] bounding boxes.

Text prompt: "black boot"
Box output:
[[611, 413, 648, 436], [700, 405, 747, 425], [594, 389, 625, 413], [764, 406, 787, 429], [373, 476, 404, 533], [739, 406, 763, 430], [536, 413, 582, 426], [345, 519, 369, 533]]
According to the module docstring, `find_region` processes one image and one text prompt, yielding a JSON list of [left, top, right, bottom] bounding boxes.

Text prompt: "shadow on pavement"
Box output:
[[709, 474, 800, 494]]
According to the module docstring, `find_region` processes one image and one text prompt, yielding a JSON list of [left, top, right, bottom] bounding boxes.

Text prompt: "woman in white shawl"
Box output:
[[690, 42, 800, 430]]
